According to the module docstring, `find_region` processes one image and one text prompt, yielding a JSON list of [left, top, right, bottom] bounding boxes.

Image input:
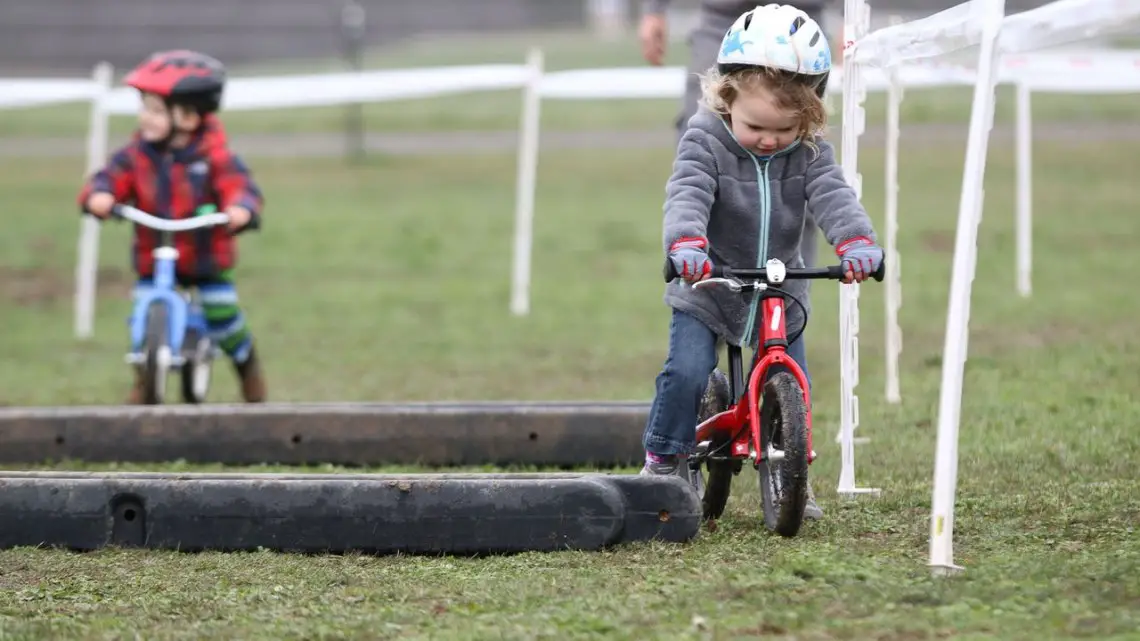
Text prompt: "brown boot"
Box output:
[[126, 367, 145, 405], [235, 345, 267, 403]]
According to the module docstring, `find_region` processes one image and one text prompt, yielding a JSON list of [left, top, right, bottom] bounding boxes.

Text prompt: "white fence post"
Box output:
[[836, 0, 880, 499], [509, 48, 544, 317], [1015, 81, 1032, 297], [884, 15, 904, 405], [74, 61, 114, 340], [929, 0, 1008, 577]]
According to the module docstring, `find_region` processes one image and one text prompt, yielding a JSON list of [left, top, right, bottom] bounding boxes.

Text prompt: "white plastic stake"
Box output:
[[929, 0, 1007, 577], [836, 0, 879, 499], [884, 14, 904, 405], [74, 61, 113, 340], [510, 48, 544, 317], [1015, 81, 1032, 297]]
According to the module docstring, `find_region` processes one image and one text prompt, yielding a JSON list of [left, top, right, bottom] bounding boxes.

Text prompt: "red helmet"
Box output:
[[123, 50, 227, 114]]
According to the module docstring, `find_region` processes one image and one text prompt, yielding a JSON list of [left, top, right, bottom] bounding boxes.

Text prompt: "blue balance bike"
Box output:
[[110, 204, 231, 405]]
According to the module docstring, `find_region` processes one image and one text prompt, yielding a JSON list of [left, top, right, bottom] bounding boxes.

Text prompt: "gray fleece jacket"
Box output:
[[662, 108, 878, 348]]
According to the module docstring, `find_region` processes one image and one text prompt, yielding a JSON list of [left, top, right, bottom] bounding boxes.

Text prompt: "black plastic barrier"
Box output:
[[0, 471, 699, 554], [0, 402, 651, 468]]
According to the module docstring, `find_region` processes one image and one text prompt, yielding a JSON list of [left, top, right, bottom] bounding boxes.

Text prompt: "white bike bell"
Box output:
[[716, 3, 831, 97]]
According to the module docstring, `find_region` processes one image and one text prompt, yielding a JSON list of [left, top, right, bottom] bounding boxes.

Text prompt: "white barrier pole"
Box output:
[[1015, 81, 1032, 297], [884, 15, 904, 405], [74, 61, 113, 340], [835, 0, 880, 499], [510, 48, 544, 317], [929, 0, 1007, 577]]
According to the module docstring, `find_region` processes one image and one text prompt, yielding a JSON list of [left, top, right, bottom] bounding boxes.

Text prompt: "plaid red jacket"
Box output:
[[78, 115, 263, 279]]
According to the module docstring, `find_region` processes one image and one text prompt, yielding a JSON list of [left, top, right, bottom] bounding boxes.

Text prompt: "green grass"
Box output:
[[4, 28, 1140, 140], [2, 133, 1140, 638]]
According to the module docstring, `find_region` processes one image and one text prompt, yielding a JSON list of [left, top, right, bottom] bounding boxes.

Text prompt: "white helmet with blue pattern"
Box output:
[[716, 3, 832, 97]]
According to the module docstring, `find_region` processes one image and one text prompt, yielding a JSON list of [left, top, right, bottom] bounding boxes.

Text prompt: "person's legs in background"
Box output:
[[673, 9, 731, 143]]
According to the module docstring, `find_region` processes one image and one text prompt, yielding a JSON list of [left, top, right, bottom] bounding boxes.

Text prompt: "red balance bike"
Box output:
[[663, 256, 885, 537]]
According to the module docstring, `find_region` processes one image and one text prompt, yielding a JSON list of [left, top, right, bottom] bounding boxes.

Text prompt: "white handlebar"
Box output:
[[112, 204, 230, 232]]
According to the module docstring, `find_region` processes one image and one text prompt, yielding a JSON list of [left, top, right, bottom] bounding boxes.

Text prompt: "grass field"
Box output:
[[3, 91, 1140, 638], [4, 30, 1140, 141]]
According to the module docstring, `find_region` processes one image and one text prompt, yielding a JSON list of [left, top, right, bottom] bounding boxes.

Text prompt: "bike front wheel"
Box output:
[[755, 371, 810, 537], [141, 301, 170, 405]]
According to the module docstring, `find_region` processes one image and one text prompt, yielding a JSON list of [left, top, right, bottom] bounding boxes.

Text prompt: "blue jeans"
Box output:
[[642, 309, 811, 457]]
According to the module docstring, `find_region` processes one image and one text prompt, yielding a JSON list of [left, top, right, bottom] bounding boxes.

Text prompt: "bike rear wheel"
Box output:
[[689, 369, 735, 521], [180, 328, 215, 404], [756, 371, 810, 537], [141, 302, 170, 405]]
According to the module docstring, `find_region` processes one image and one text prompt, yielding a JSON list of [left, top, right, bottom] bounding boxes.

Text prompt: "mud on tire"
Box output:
[[756, 371, 810, 537]]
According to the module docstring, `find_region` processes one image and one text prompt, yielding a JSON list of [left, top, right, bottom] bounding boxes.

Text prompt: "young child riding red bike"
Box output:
[[641, 4, 885, 521], [78, 50, 268, 404]]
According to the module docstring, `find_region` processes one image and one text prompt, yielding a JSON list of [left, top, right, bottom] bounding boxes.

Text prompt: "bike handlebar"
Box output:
[[111, 204, 231, 232], [663, 256, 886, 284]]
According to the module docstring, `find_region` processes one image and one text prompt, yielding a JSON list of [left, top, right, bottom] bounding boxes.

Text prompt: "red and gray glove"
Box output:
[[668, 236, 713, 282], [836, 236, 884, 281]]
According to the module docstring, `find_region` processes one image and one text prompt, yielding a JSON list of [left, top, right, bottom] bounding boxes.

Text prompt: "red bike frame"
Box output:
[[693, 294, 815, 465]]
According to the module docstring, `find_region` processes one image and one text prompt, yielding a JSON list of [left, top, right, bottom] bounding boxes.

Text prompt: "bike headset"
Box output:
[[122, 50, 227, 149], [739, 284, 810, 377]]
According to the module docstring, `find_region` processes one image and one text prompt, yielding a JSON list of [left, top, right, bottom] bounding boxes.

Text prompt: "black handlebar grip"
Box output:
[[663, 257, 728, 282], [836, 259, 886, 282], [871, 258, 886, 283]]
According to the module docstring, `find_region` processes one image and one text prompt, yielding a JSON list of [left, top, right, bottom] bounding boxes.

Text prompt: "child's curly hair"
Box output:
[[699, 64, 828, 150]]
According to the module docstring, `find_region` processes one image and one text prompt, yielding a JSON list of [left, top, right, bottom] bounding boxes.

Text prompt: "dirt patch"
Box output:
[[971, 318, 1132, 354], [0, 266, 68, 306], [0, 265, 132, 307], [728, 622, 791, 638], [902, 316, 1128, 362], [918, 230, 955, 253], [0, 561, 40, 591], [857, 529, 897, 542], [874, 629, 958, 641]]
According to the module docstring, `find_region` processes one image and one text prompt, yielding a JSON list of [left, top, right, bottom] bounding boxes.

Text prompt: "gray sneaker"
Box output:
[[804, 483, 823, 520], [639, 458, 691, 483]]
